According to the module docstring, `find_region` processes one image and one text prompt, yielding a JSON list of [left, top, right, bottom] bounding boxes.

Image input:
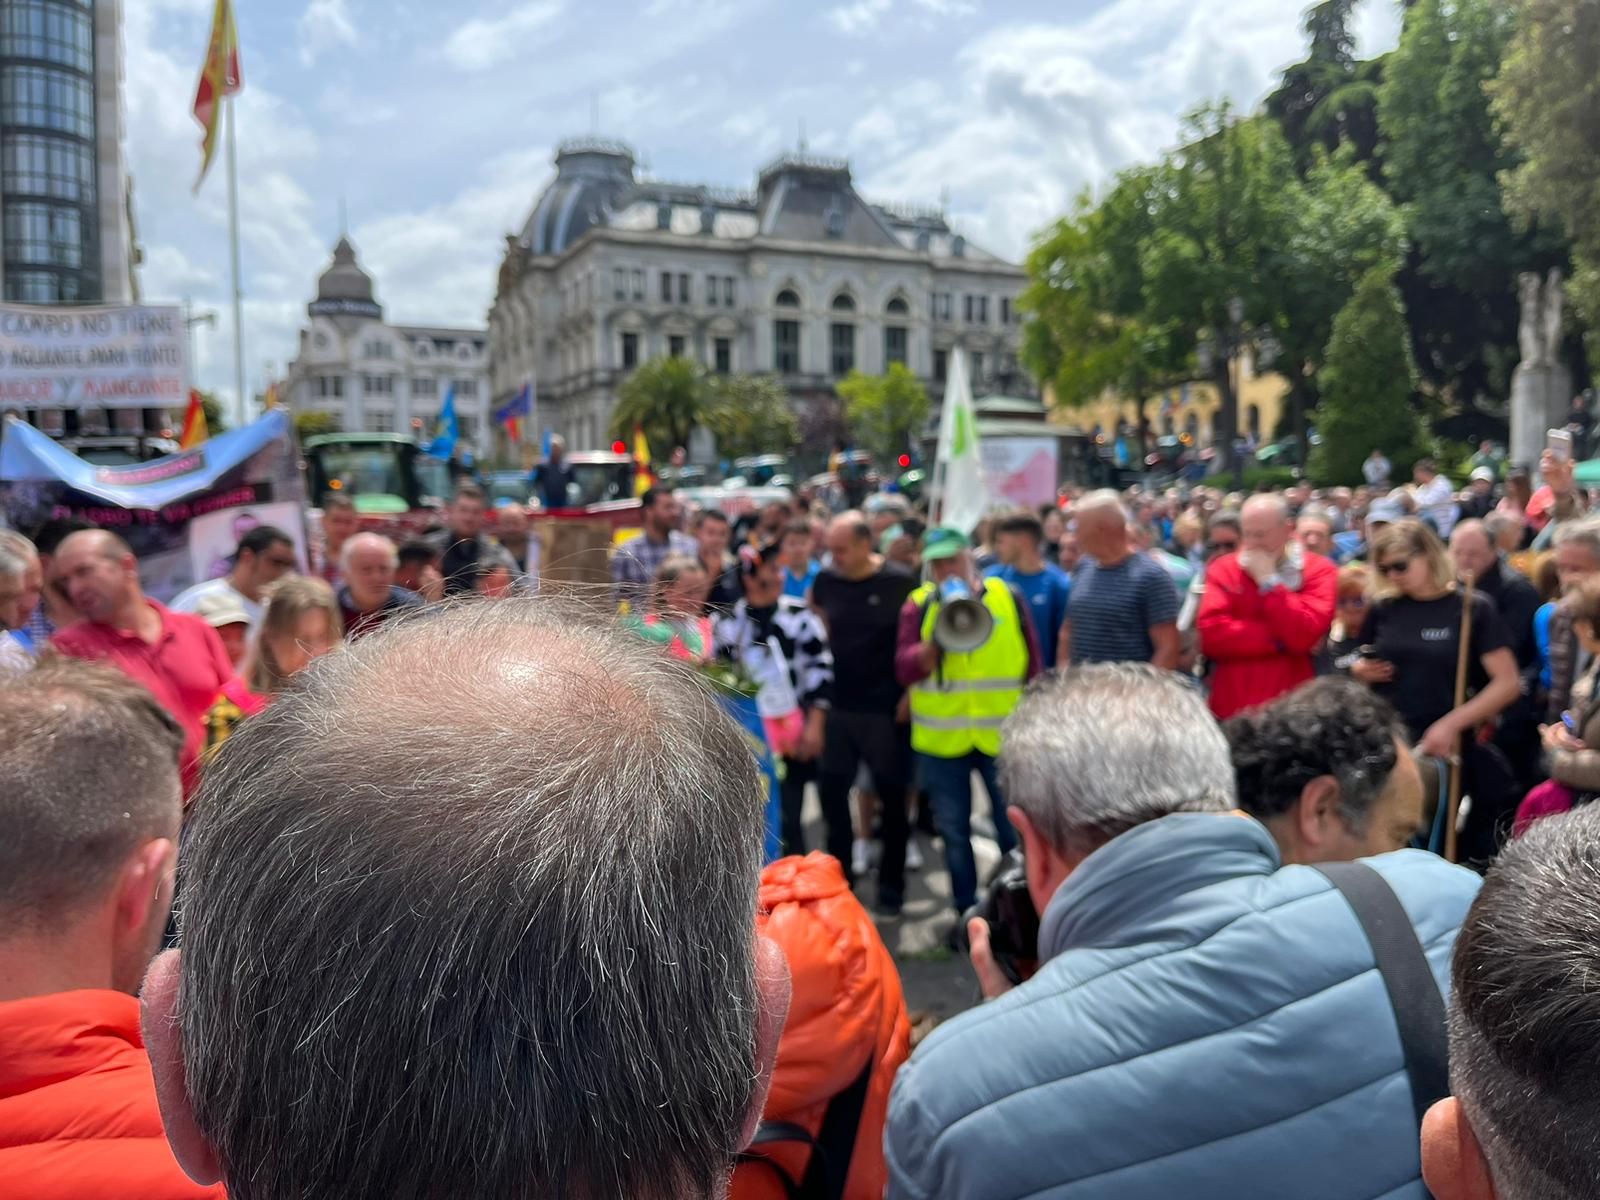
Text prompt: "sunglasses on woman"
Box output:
[[1207, 539, 1239, 553], [1379, 559, 1411, 577]]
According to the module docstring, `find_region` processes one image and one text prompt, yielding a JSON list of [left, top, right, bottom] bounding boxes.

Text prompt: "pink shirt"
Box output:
[[53, 600, 235, 794]]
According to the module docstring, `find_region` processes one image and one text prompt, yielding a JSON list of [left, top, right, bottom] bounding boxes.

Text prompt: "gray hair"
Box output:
[[0, 657, 183, 929], [0, 529, 36, 585], [1244, 494, 1291, 523], [999, 664, 1235, 857], [1553, 516, 1600, 564], [1483, 511, 1520, 544], [1296, 505, 1334, 533], [178, 599, 767, 1200], [340, 531, 399, 573], [1449, 807, 1600, 1199]]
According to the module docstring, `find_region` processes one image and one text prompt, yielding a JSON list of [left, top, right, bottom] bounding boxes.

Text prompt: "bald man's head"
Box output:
[[161, 600, 779, 1200], [1450, 519, 1496, 581], [54, 529, 140, 623], [1242, 494, 1293, 559]]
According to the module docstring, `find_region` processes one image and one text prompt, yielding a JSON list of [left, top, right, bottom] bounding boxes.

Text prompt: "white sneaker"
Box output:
[[905, 839, 925, 871], [852, 838, 872, 877]]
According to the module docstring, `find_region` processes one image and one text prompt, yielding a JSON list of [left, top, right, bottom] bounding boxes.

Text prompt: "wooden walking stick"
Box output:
[[1444, 572, 1476, 863]]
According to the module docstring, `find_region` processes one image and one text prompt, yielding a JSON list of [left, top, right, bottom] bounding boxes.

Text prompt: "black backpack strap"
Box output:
[[736, 1058, 873, 1200], [1313, 861, 1450, 1128]]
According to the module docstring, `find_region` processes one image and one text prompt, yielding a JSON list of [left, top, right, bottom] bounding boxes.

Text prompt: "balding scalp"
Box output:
[[179, 600, 767, 1200]]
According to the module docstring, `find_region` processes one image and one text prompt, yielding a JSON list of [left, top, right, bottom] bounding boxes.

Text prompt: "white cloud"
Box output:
[[441, 1, 565, 72], [827, 0, 891, 36], [297, 0, 358, 67]]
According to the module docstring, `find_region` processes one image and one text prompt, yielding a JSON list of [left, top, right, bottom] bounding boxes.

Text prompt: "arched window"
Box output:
[[775, 288, 800, 308], [886, 296, 910, 316], [831, 293, 856, 313]]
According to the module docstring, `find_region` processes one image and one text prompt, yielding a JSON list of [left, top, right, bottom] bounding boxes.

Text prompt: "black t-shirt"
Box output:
[[811, 563, 917, 714], [1360, 592, 1508, 737]]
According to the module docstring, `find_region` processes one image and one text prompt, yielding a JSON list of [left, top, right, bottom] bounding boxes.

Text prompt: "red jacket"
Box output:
[[1197, 550, 1338, 719], [0, 990, 225, 1200], [732, 854, 911, 1200]]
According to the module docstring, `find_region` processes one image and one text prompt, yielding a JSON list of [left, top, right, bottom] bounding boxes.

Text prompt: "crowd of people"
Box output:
[[5, 443, 1600, 1198]]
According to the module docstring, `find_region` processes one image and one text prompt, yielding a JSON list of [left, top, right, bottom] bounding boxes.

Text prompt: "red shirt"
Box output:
[[1197, 551, 1338, 720], [0, 989, 225, 1199], [53, 601, 235, 793]]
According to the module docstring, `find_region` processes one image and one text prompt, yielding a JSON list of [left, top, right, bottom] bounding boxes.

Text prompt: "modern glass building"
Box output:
[[0, 0, 133, 306]]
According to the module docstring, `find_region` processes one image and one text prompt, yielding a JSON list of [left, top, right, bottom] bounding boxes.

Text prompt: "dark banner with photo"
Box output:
[[0, 410, 306, 602]]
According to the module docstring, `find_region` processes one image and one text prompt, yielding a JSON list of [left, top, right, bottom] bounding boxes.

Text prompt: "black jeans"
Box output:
[[821, 710, 912, 906]]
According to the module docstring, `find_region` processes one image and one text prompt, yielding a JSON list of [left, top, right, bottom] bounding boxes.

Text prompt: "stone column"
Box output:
[[1510, 363, 1572, 471]]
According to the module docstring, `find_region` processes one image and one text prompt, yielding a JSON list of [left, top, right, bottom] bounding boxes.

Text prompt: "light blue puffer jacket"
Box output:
[[885, 812, 1481, 1200]]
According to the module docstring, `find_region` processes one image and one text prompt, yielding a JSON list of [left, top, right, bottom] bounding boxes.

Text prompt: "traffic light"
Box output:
[[898, 454, 912, 469], [612, 440, 627, 454]]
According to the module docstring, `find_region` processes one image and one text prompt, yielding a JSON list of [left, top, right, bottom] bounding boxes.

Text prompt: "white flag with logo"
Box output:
[[933, 347, 988, 534]]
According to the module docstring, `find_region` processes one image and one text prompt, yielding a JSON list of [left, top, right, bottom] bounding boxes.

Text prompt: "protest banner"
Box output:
[[0, 304, 186, 410], [0, 409, 305, 601]]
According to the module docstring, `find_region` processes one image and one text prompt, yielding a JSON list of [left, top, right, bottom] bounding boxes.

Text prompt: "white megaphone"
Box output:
[[933, 578, 994, 653]]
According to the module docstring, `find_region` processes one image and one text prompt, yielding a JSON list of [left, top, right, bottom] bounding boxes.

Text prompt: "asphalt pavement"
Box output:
[[798, 781, 1008, 1032]]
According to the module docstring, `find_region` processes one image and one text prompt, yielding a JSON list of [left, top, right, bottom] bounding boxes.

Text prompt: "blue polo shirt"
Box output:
[[986, 563, 1072, 670]]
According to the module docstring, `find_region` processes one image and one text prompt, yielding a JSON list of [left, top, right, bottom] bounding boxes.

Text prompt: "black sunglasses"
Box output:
[[1206, 539, 1238, 552], [1379, 559, 1411, 577]]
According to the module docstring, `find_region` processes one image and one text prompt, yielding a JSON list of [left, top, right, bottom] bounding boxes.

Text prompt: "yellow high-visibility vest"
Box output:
[[908, 576, 1029, 759]]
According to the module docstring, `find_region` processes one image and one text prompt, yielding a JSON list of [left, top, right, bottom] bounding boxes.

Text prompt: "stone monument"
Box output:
[[1510, 267, 1571, 471]]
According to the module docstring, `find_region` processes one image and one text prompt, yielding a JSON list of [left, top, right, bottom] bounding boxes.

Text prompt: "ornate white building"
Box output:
[[284, 237, 492, 458], [490, 138, 1031, 454]]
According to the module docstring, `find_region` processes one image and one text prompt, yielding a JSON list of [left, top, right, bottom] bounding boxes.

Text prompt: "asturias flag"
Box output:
[[426, 386, 458, 460], [179, 390, 209, 449], [495, 382, 532, 445], [192, 0, 242, 193]]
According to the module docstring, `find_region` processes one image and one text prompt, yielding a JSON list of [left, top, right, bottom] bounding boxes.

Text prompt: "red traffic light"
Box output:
[[898, 454, 912, 469], [612, 440, 627, 454]]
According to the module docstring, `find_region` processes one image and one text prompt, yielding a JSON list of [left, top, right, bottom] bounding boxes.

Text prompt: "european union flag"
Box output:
[[425, 386, 458, 459]]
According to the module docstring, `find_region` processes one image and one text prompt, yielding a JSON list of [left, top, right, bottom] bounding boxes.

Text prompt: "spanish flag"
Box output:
[[633, 426, 655, 496], [179, 390, 209, 449], [192, 0, 242, 192]]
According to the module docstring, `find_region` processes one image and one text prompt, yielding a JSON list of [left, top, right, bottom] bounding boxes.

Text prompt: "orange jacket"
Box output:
[[733, 854, 911, 1200], [0, 990, 225, 1200]]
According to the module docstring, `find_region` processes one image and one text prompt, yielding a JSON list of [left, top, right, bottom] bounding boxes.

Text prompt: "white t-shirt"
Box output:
[[167, 577, 264, 633], [1413, 475, 1460, 537]]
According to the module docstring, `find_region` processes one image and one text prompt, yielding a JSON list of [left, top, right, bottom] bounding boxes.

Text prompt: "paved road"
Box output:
[[798, 784, 1009, 1031]]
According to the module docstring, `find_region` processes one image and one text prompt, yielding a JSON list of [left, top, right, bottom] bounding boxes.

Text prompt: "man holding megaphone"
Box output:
[[896, 527, 1043, 917]]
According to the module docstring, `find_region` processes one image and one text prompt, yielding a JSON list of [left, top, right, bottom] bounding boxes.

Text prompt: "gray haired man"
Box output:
[[885, 664, 1480, 1200], [1424, 807, 1600, 1200], [141, 601, 791, 1200]]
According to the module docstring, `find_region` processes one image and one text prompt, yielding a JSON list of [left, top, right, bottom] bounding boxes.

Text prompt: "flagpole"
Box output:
[[225, 94, 246, 428]]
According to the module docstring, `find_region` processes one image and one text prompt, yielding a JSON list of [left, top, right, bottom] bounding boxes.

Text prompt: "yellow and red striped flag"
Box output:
[[192, 0, 242, 192], [633, 426, 655, 496], [179, 390, 209, 449]]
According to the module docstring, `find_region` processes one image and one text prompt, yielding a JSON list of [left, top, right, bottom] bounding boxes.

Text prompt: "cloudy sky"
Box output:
[[128, 0, 1402, 406]]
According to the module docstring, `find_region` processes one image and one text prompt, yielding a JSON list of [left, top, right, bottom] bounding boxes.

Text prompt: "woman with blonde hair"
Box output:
[[204, 575, 343, 755], [1320, 561, 1372, 675], [1352, 518, 1520, 860]]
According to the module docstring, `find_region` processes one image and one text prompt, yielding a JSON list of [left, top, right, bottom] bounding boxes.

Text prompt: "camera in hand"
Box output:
[[955, 849, 1041, 986]]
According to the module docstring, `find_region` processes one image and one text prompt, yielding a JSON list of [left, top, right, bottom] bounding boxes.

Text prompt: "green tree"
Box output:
[[609, 356, 710, 453], [1265, 0, 1384, 176], [1020, 169, 1190, 448], [836, 363, 930, 465], [1139, 106, 1301, 467], [705, 374, 800, 460], [1265, 148, 1408, 452], [198, 390, 226, 436], [293, 410, 341, 441], [1311, 268, 1427, 483], [1379, 0, 1566, 406], [1491, 0, 1600, 358]]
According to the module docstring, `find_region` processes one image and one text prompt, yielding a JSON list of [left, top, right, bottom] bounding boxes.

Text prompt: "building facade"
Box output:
[[284, 237, 492, 458], [0, 0, 138, 306], [489, 138, 1031, 455]]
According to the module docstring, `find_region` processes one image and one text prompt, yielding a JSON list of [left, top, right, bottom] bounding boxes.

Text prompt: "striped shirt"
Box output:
[[612, 530, 697, 609], [1067, 553, 1181, 666]]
